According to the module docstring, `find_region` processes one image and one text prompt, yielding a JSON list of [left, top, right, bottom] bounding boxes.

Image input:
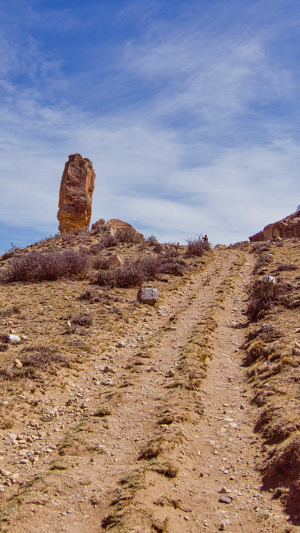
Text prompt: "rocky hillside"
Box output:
[[0, 231, 300, 532]]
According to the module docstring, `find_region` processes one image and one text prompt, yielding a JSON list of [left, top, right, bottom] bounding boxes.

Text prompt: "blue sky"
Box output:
[[0, 0, 300, 252]]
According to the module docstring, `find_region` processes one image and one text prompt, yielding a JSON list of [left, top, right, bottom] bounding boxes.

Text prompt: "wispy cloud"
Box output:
[[0, 0, 300, 253]]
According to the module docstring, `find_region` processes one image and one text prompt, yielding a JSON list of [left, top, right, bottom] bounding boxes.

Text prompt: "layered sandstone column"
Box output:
[[57, 154, 96, 233]]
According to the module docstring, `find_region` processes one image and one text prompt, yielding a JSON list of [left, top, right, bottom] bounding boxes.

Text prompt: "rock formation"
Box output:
[[57, 154, 95, 233], [91, 218, 144, 243], [249, 211, 300, 242]]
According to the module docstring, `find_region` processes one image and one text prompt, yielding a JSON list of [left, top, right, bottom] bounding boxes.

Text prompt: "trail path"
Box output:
[[6, 249, 290, 533]]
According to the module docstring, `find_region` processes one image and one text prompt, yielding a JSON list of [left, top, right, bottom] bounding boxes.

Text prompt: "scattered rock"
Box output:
[[167, 369, 175, 377], [137, 286, 158, 306], [0, 469, 12, 477], [101, 378, 114, 386], [13, 358, 22, 369], [0, 334, 21, 344], [57, 153, 96, 233], [219, 495, 232, 504], [102, 366, 114, 373]]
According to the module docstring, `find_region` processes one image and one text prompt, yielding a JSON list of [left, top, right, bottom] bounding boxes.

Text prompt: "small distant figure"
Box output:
[[204, 235, 208, 243]]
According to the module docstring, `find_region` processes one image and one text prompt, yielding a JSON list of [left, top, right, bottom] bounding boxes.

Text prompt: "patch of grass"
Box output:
[[93, 407, 112, 417], [150, 462, 178, 478]]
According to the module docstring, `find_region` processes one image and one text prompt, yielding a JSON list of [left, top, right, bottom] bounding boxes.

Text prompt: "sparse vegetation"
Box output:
[[1, 250, 88, 282], [185, 235, 211, 257]]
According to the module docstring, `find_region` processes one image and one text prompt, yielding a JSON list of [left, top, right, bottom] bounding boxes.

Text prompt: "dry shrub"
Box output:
[[145, 235, 158, 244], [71, 313, 93, 327], [185, 235, 211, 257], [2, 250, 88, 282], [253, 253, 273, 272], [251, 243, 271, 254], [0, 344, 8, 352], [91, 256, 110, 270], [153, 243, 163, 253], [77, 290, 103, 303], [246, 280, 279, 321], [276, 263, 298, 272], [95, 256, 188, 288], [22, 351, 69, 370]]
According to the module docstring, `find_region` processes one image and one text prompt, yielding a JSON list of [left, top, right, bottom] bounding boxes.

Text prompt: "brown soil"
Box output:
[[0, 236, 299, 532]]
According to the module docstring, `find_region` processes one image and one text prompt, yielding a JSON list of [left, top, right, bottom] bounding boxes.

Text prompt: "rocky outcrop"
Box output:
[[250, 211, 300, 242], [91, 218, 144, 243], [57, 154, 95, 233]]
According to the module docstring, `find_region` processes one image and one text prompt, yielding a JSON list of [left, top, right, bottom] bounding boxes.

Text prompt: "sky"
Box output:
[[0, 0, 300, 252]]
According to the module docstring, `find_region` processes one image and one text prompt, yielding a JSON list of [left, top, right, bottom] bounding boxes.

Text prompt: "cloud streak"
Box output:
[[0, 0, 300, 253]]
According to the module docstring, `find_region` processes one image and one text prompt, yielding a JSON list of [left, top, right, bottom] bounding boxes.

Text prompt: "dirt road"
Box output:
[[0, 247, 292, 532]]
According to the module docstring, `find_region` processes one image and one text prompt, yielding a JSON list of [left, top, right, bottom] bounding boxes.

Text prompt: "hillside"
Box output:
[[0, 233, 300, 532]]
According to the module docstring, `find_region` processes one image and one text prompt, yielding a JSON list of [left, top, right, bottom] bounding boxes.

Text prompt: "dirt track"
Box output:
[[0, 246, 294, 532]]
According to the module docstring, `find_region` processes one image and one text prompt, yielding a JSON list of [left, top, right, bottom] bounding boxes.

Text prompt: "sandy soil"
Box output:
[[0, 244, 296, 533]]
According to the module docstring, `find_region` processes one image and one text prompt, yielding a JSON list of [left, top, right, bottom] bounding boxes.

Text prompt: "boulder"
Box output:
[[137, 286, 158, 305], [57, 154, 95, 233], [91, 218, 144, 243], [250, 211, 300, 242]]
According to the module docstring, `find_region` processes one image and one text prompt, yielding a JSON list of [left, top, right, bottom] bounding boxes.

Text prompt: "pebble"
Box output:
[[102, 378, 114, 386], [167, 369, 175, 377], [20, 459, 29, 464], [0, 468, 12, 477], [219, 496, 232, 504], [7, 334, 21, 344], [13, 358, 22, 369], [103, 366, 114, 373]]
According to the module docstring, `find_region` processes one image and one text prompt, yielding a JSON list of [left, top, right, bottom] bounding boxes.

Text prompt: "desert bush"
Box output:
[[246, 279, 278, 321], [253, 253, 273, 272], [22, 351, 70, 370], [159, 258, 187, 276], [153, 243, 163, 253], [77, 290, 104, 303], [94, 255, 188, 288], [246, 279, 292, 321], [185, 235, 211, 257], [145, 234, 158, 244], [91, 256, 110, 270], [114, 261, 145, 288], [276, 263, 298, 272], [2, 250, 88, 282], [250, 243, 271, 254], [71, 313, 93, 327], [89, 236, 118, 255]]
